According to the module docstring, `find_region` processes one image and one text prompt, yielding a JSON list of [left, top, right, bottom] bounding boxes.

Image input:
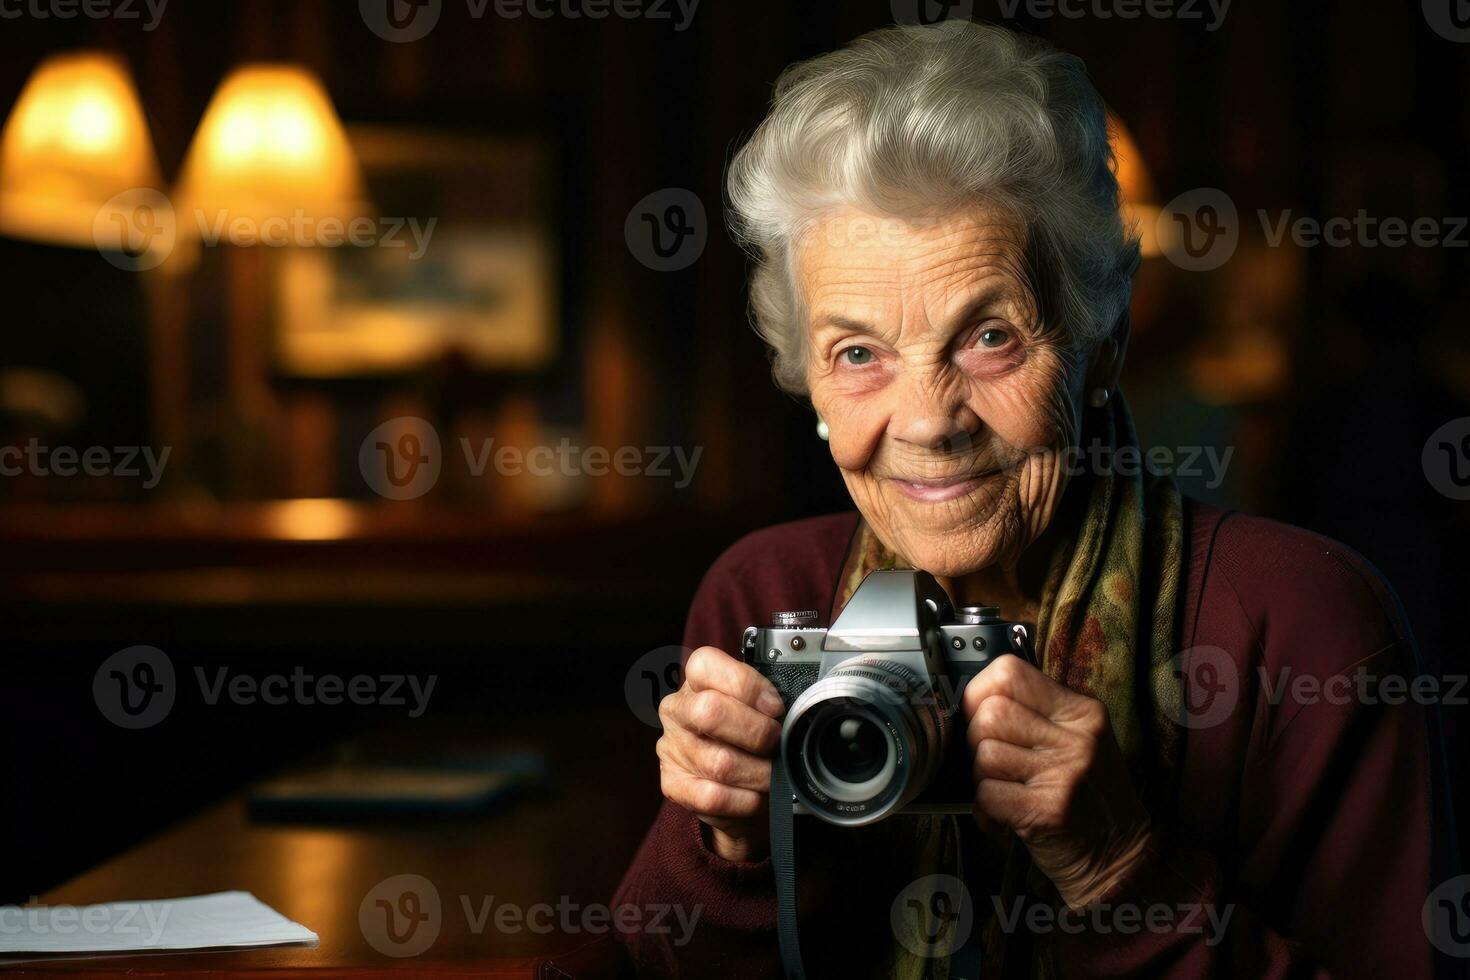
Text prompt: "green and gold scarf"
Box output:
[[831, 395, 1186, 980]]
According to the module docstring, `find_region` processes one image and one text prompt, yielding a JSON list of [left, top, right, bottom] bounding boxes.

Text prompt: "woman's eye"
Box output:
[[841, 346, 874, 365], [978, 328, 1010, 349]]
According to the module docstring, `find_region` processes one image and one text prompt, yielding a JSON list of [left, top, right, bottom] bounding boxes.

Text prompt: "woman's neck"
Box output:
[[932, 475, 1087, 626], [938, 561, 1043, 627]]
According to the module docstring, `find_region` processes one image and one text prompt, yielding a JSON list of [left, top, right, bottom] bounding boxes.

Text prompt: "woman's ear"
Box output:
[[1085, 309, 1131, 404]]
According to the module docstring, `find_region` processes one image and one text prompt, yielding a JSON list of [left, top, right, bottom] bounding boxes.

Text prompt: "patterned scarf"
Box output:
[[830, 395, 1186, 980]]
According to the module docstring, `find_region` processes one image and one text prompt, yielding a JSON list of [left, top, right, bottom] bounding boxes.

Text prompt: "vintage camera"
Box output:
[[744, 569, 1032, 827]]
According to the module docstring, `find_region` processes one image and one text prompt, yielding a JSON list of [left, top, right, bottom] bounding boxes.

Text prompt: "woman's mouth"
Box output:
[[889, 473, 990, 502]]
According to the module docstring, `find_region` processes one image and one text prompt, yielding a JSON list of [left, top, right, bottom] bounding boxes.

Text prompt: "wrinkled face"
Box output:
[[798, 206, 1091, 577]]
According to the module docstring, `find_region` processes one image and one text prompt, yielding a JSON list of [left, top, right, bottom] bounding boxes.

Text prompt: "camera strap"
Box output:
[[772, 757, 1000, 980], [770, 754, 808, 980]]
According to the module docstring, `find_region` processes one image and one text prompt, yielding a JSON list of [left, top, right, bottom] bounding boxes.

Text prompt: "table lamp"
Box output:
[[174, 63, 365, 242], [0, 51, 161, 249], [172, 64, 367, 496], [1108, 110, 1162, 258]]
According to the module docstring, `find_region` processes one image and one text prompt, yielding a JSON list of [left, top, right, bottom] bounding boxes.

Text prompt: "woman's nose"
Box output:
[[890, 384, 981, 453]]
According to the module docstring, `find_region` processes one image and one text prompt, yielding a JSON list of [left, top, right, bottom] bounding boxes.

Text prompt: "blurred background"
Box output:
[[0, 0, 1465, 912]]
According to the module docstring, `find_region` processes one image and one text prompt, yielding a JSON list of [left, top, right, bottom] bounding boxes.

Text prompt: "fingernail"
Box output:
[[758, 688, 785, 717]]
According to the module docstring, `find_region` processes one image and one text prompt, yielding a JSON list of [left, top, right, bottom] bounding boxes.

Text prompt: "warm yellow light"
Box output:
[[263, 498, 361, 541], [1108, 110, 1162, 258], [175, 64, 365, 245], [0, 52, 161, 248]]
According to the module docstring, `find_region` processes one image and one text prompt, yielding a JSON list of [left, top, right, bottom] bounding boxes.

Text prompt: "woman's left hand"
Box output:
[[961, 654, 1154, 910]]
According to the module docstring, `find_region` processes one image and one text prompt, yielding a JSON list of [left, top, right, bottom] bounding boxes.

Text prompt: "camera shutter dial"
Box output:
[[772, 609, 820, 627], [958, 605, 1001, 625]]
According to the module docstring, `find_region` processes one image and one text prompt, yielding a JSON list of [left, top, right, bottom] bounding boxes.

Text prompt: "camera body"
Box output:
[[744, 569, 1031, 826]]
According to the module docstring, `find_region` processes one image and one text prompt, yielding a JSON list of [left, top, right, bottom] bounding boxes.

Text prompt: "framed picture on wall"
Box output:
[[272, 126, 558, 379]]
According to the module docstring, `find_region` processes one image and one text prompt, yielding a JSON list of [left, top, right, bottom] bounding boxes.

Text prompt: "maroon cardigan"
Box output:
[[611, 501, 1451, 978]]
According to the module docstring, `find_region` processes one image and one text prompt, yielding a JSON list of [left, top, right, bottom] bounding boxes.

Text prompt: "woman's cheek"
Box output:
[[967, 384, 1059, 454], [969, 358, 1074, 453], [818, 393, 886, 472]]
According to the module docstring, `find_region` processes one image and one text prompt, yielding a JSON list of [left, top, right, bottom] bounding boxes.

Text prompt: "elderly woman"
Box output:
[[612, 21, 1449, 980]]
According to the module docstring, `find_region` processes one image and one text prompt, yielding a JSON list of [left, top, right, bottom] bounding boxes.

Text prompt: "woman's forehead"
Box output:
[[797, 207, 1035, 332]]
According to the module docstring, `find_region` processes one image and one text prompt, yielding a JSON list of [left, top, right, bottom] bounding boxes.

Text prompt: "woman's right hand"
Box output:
[[656, 644, 786, 862]]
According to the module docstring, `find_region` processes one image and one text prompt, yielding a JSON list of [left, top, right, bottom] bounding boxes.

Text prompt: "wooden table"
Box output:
[[6, 710, 661, 976]]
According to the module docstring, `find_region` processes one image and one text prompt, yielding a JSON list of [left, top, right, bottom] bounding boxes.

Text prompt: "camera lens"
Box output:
[[818, 714, 887, 783], [805, 708, 895, 803], [782, 655, 949, 826]]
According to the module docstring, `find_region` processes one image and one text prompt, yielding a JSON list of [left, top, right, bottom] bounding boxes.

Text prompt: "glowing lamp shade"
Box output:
[[176, 64, 365, 244], [1108, 111, 1162, 258], [0, 52, 161, 248]]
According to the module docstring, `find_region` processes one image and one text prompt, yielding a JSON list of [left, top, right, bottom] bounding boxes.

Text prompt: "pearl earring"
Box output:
[[816, 418, 830, 441], [1088, 387, 1111, 408]]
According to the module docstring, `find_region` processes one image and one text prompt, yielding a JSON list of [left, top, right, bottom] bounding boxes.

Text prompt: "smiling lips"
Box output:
[[889, 473, 993, 502]]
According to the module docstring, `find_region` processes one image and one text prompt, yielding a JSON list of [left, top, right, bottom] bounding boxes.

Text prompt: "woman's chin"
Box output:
[[851, 477, 1015, 574], [876, 519, 1003, 578]]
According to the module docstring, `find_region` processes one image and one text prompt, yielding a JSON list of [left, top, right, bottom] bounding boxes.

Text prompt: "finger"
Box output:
[[661, 767, 766, 823], [973, 775, 1032, 830], [966, 693, 1065, 751], [667, 687, 782, 755], [970, 799, 1010, 848], [684, 645, 785, 718], [962, 654, 1075, 721], [660, 729, 773, 793], [973, 737, 1046, 784]]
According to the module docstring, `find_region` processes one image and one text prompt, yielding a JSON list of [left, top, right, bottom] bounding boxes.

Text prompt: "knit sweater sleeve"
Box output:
[[610, 515, 859, 979]]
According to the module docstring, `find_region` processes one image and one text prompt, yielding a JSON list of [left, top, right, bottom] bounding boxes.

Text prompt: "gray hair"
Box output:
[[726, 21, 1140, 396]]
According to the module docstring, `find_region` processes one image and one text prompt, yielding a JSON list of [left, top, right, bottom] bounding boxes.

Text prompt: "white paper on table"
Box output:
[[0, 891, 318, 955]]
